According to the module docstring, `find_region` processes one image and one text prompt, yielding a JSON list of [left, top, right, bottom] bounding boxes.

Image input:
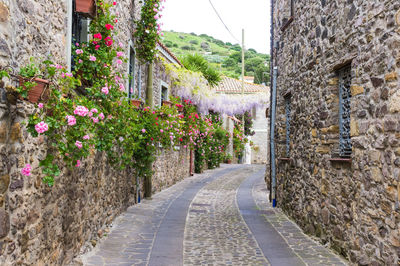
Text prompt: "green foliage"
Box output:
[[181, 54, 221, 87], [134, 0, 161, 63], [19, 58, 41, 78]]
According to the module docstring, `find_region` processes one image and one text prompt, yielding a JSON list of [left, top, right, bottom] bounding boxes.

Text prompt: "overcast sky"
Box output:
[[160, 0, 271, 54]]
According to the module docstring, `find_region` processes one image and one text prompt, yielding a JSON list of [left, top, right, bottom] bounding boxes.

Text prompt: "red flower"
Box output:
[[179, 138, 183, 142], [94, 33, 102, 40], [105, 24, 114, 30], [115, 19, 118, 23], [95, 45, 100, 50], [105, 36, 113, 47], [113, 1, 117, 5]]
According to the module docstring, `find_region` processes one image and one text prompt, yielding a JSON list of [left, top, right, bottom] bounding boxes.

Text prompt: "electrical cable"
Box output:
[[207, 0, 240, 43]]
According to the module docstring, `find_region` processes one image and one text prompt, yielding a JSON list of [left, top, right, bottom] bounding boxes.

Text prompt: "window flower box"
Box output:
[[18, 77, 49, 103], [75, 0, 96, 18], [162, 100, 172, 107], [131, 99, 142, 108]]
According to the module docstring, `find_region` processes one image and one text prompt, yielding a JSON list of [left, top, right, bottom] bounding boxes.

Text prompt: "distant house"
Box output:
[[214, 76, 269, 164]]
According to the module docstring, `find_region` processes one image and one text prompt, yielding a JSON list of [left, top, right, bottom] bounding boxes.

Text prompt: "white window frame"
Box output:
[[160, 81, 169, 106]]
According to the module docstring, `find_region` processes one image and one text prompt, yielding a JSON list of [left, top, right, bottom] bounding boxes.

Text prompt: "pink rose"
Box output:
[[98, 113, 105, 120], [89, 55, 96, 61], [93, 33, 102, 40], [83, 135, 90, 140], [76, 49, 83, 54], [105, 24, 114, 30], [38, 103, 43, 108], [141, 129, 146, 133], [105, 36, 113, 47]]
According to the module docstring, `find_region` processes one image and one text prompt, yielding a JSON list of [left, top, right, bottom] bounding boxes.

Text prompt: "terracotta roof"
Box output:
[[214, 76, 269, 94], [157, 41, 183, 67]]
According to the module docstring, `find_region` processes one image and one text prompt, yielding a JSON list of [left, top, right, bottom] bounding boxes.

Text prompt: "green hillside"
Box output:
[[162, 31, 270, 84]]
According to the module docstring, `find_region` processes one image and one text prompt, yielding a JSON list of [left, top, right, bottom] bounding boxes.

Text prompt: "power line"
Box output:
[[207, 0, 240, 43]]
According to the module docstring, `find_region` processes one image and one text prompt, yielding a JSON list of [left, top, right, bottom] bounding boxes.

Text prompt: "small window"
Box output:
[[284, 95, 291, 157], [71, 0, 90, 70], [338, 65, 352, 158], [161, 85, 168, 105], [128, 46, 136, 98]]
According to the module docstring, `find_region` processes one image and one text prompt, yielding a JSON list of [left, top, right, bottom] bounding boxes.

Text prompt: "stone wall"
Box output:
[[152, 146, 191, 193], [271, 0, 400, 264], [0, 0, 192, 265]]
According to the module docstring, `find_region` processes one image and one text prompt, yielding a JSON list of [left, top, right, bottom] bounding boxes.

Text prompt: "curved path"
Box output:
[[80, 164, 347, 266]]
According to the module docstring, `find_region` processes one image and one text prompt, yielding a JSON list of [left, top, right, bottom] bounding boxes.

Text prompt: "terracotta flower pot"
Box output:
[[75, 0, 96, 18], [19, 77, 50, 103], [131, 99, 142, 108], [162, 100, 172, 107], [226, 159, 232, 164]]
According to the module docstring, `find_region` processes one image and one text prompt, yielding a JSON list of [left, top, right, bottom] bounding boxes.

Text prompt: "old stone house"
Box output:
[[0, 0, 192, 265], [215, 76, 269, 164], [269, 0, 400, 264]]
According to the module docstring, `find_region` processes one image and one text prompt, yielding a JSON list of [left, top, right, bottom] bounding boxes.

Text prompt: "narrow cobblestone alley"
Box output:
[[80, 165, 347, 266]]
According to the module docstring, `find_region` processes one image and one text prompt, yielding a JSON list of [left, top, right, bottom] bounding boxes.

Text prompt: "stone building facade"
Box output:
[[269, 0, 400, 264], [0, 0, 191, 265]]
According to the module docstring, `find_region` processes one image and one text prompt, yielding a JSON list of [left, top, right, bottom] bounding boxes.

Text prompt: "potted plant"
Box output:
[[17, 60, 49, 103], [75, 0, 96, 18], [130, 94, 142, 108], [162, 100, 172, 107], [225, 154, 233, 164]]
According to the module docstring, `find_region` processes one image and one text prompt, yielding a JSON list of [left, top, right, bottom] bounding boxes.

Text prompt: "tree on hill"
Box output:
[[181, 54, 222, 87]]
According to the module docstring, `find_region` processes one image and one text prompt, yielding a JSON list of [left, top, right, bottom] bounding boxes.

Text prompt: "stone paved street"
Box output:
[[80, 164, 347, 266]]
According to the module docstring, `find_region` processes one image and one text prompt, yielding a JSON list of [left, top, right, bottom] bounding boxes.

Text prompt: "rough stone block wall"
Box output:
[[271, 0, 400, 264], [152, 146, 190, 193]]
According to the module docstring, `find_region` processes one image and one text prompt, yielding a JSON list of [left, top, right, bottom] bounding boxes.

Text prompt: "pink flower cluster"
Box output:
[[75, 140, 83, 149], [74, 106, 89, 116], [101, 86, 109, 95], [21, 164, 31, 176], [66, 115, 76, 126], [35, 121, 49, 134]]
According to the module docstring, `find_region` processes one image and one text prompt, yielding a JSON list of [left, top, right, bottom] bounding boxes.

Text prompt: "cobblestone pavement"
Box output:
[[80, 164, 348, 266], [184, 166, 269, 265]]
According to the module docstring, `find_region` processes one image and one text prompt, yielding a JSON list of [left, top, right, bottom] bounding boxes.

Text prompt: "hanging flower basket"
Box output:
[[75, 0, 96, 18], [18, 77, 49, 103], [131, 99, 142, 108], [162, 100, 172, 107]]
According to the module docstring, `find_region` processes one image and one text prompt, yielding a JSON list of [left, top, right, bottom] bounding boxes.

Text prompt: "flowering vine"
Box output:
[[134, 0, 165, 63]]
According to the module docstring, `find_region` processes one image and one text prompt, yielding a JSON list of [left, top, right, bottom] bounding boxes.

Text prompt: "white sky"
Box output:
[[160, 0, 271, 54]]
